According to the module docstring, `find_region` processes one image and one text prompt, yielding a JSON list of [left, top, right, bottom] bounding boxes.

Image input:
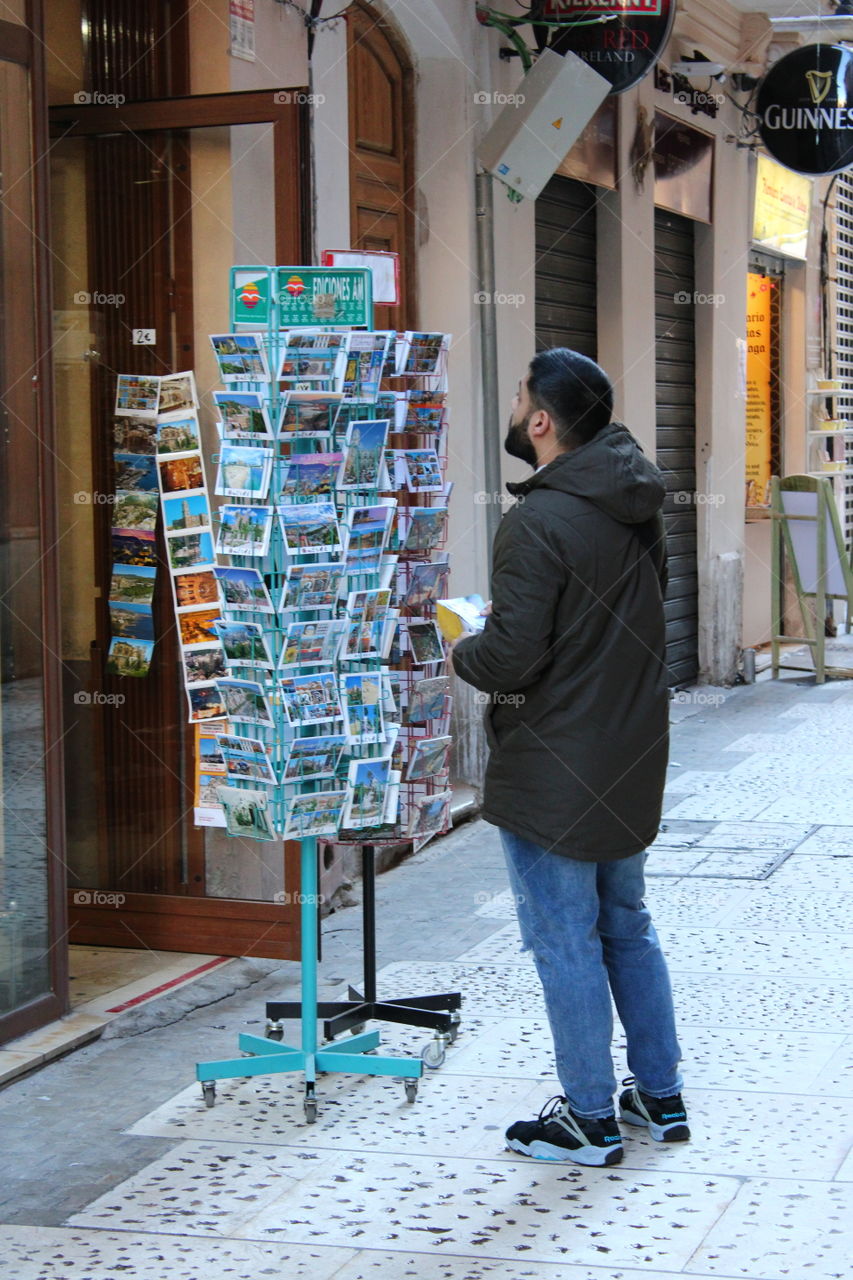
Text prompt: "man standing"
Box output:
[[451, 348, 689, 1167]]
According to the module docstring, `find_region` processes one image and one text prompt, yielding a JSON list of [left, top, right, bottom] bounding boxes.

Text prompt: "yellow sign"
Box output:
[[752, 154, 811, 261], [745, 272, 774, 506]]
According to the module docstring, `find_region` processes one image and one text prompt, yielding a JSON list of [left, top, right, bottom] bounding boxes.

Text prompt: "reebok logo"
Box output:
[[662, 1111, 685, 1120]]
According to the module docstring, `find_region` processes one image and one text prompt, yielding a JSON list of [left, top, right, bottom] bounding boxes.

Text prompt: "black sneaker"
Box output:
[[505, 1095, 623, 1166], [618, 1076, 690, 1142]]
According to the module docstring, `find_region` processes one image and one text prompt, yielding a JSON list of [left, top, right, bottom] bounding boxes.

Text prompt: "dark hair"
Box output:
[[527, 348, 613, 446]]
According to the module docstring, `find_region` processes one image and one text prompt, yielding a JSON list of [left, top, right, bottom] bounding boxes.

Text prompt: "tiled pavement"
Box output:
[[1, 673, 852, 1280]]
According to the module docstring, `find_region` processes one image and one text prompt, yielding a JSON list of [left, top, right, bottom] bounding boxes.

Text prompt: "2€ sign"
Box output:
[[132, 329, 156, 345]]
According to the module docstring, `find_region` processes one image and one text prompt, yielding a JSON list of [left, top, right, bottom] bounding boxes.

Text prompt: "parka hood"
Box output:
[[506, 422, 666, 525]]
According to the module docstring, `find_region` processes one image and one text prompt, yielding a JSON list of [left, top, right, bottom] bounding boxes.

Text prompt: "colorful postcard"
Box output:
[[338, 418, 390, 491], [342, 588, 392, 660], [218, 785, 276, 841], [406, 735, 452, 781], [213, 390, 273, 441], [284, 790, 347, 840], [163, 492, 210, 534], [396, 331, 447, 377], [179, 608, 222, 646], [215, 445, 273, 500], [198, 732, 226, 773], [109, 601, 154, 642], [279, 453, 341, 498], [158, 453, 205, 495], [216, 677, 274, 726], [113, 415, 158, 455], [402, 506, 448, 553], [280, 671, 343, 727], [277, 329, 347, 382], [112, 528, 157, 567], [401, 559, 450, 609], [407, 789, 452, 838], [158, 371, 198, 415], [115, 375, 159, 415], [397, 391, 446, 433], [277, 392, 342, 437], [214, 619, 273, 669], [173, 569, 219, 609], [280, 619, 345, 668], [281, 561, 344, 612], [112, 490, 159, 531], [402, 448, 443, 493], [278, 501, 341, 557], [167, 529, 215, 571], [406, 675, 450, 725], [156, 414, 201, 455], [340, 330, 393, 400], [182, 644, 228, 685], [215, 505, 273, 558], [210, 332, 270, 382], [342, 755, 392, 829], [282, 734, 345, 784], [109, 563, 156, 604], [187, 685, 228, 723], [114, 453, 158, 492], [407, 619, 445, 665], [106, 635, 154, 677], [341, 671, 385, 746], [214, 566, 273, 613], [344, 502, 395, 560], [217, 734, 277, 785]]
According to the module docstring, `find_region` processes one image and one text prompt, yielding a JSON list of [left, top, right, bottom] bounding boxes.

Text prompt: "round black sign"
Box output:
[[544, 0, 675, 96], [757, 44, 853, 176]]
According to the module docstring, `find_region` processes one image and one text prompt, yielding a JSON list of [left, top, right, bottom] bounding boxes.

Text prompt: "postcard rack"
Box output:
[[195, 266, 460, 1120]]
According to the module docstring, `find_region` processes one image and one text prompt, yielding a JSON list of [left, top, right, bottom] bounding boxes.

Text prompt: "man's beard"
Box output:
[[504, 410, 537, 467]]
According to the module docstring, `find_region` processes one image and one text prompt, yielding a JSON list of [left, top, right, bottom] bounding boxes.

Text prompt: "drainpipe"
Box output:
[[475, 169, 504, 574]]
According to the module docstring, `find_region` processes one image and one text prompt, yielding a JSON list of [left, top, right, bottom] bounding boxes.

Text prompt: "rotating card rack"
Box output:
[[196, 267, 460, 1121]]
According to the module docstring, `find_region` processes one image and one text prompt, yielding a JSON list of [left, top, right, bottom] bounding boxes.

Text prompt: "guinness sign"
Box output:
[[757, 44, 853, 176], [545, 0, 675, 95]]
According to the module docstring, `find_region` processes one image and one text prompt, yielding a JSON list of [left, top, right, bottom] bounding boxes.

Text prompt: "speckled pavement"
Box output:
[[1, 672, 852, 1280]]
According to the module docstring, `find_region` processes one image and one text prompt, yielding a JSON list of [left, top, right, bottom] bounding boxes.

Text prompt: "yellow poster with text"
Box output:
[[745, 273, 773, 506]]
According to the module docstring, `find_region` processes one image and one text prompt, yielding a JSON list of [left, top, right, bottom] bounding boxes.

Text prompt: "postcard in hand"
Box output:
[[213, 390, 273, 441], [280, 671, 343, 727], [338, 418, 390, 491], [215, 505, 273, 557], [278, 501, 341, 557]]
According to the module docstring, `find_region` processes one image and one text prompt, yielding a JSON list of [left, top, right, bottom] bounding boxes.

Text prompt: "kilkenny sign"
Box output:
[[757, 44, 853, 177], [546, 0, 674, 95]]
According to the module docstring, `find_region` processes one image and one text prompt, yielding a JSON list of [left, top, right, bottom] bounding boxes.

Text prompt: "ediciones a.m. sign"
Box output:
[[758, 45, 853, 177], [546, 0, 675, 95]]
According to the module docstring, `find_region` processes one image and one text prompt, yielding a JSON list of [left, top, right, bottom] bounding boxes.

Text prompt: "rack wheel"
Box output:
[[421, 1037, 446, 1069], [349, 1023, 366, 1036], [446, 1022, 460, 1044], [201, 1082, 216, 1108], [404, 1079, 418, 1103], [304, 1097, 318, 1123], [266, 1022, 283, 1042]]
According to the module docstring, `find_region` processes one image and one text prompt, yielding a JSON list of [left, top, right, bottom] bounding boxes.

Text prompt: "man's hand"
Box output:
[[446, 631, 472, 674]]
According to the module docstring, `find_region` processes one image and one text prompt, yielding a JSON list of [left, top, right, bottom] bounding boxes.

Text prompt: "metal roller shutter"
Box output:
[[535, 176, 597, 358], [655, 209, 698, 686]]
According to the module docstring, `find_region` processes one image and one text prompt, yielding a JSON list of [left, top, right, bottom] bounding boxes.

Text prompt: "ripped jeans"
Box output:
[[500, 829, 683, 1118]]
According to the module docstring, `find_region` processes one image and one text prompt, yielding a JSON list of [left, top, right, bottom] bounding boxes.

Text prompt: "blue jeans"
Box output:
[[500, 829, 683, 1119]]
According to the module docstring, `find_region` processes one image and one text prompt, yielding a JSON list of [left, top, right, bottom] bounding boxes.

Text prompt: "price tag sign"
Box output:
[[132, 329, 156, 345]]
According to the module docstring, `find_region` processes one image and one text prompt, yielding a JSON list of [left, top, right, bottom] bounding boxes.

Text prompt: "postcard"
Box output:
[[213, 390, 273, 441], [198, 732, 226, 773], [277, 392, 342, 437], [214, 566, 273, 613], [156, 414, 201, 456], [284, 790, 347, 840], [106, 634, 155, 678], [215, 504, 273, 558], [115, 374, 159, 415], [217, 785, 276, 841], [277, 329, 347, 382], [344, 502, 395, 557], [111, 490, 159, 531], [214, 619, 273, 669], [402, 506, 448, 553], [340, 330, 393, 400], [337, 418, 390, 491], [167, 529, 215, 571], [407, 789, 452, 838], [158, 453, 205, 495], [402, 448, 443, 493], [112, 528, 157, 567], [109, 563, 156, 604], [342, 588, 392, 659], [182, 644, 228, 685], [279, 453, 341, 499], [280, 619, 345, 668], [163, 492, 211, 534], [401, 558, 450, 609], [278, 501, 341, 557], [282, 733, 345, 783], [280, 561, 344, 612], [114, 453, 158, 492], [406, 675, 450, 725], [396, 391, 446, 433], [179, 607, 222, 646], [216, 677, 274, 726], [158, 371, 198, 415], [406, 734, 452, 782], [196, 772, 227, 817], [173, 569, 219, 609], [217, 734, 277, 785], [342, 755, 392, 829], [187, 685, 228, 723], [210, 332, 271, 382], [280, 671, 343, 727], [341, 671, 385, 746], [380, 669, 399, 719], [109, 601, 154, 642], [113, 415, 158, 455], [407, 618, 445, 665], [396, 331, 448, 377], [215, 445, 273, 500]]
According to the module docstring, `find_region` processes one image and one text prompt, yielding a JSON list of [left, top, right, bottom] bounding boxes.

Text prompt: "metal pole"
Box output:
[[476, 170, 504, 573]]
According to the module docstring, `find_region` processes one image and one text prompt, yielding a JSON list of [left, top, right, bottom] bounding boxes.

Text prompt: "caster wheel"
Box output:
[[349, 1023, 366, 1036], [421, 1037, 446, 1069], [266, 1025, 283, 1042], [304, 1098, 318, 1123], [201, 1081, 216, 1108], [405, 1080, 418, 1103], [446, 1024, 459, 1044]]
